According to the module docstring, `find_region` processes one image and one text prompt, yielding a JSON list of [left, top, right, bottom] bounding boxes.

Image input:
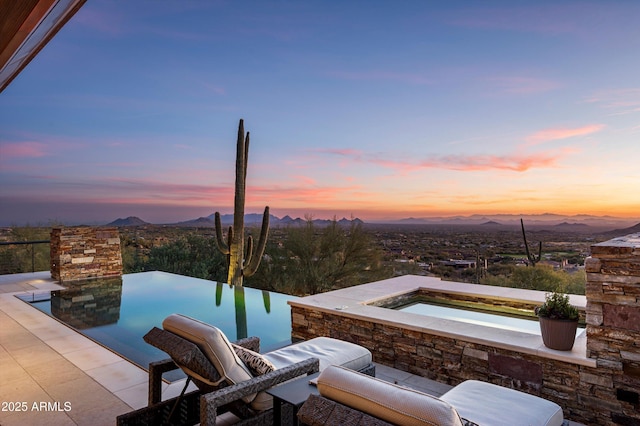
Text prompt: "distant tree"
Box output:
[[481, 264, 585, 295], [247, 218, 392, 295], [143, 234, 227, 282], [1, 226, 50, 273]]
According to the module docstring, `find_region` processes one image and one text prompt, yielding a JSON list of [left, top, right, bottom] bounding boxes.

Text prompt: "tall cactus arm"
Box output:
[[244, 235, 254, 271], [520, 218, 541, 267], [214, 212, 230, 255], [244, 132, 249, 182], [537, 241, 542, 262], [244, 206, 270, 277]]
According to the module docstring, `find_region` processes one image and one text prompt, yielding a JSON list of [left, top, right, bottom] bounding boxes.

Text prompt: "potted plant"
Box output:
[[535, 291, 579, 351]]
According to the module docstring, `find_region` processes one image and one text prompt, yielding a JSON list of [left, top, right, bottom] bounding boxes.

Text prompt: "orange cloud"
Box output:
[[525, 124, 604, 145], [418, 153, 558, 172]]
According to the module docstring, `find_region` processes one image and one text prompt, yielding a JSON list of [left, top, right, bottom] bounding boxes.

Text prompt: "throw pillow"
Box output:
[[232, 344, 276, 376]]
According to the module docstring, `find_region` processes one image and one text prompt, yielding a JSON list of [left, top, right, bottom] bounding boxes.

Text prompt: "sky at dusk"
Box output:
[[1, 1, 639, 226]]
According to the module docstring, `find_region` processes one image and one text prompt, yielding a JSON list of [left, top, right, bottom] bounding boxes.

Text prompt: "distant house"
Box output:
[[441, 259, 476, 269]]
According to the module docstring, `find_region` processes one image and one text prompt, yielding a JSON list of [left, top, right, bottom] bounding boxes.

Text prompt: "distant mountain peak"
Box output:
[[107, 216, 148, 226]]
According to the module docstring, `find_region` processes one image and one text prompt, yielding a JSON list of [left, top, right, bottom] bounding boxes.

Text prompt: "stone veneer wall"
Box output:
[[585, 233, 640, 426], [291, 233, 640, 425], [292, 306, 598, 423], [50, 227, 122, 282]]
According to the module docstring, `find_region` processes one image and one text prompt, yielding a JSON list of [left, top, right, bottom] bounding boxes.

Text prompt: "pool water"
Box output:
[[398, 302, 585, 336], [17, 271, 295, 378]]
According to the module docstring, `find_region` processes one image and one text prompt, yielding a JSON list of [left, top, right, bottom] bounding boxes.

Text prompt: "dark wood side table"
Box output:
[[266, 372, 320, 426]]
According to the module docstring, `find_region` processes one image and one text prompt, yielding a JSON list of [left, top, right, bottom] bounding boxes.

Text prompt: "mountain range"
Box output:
[[107, 213, 364, 228], [106, 212, 640, 233]]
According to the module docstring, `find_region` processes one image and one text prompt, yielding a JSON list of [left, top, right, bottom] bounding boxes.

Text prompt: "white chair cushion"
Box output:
[[162, 314, 255, 403], [251, 337, 372, 412], [263, 336, 372, 372], [317, 365, 464, 426], [440, 380, 564, 426]]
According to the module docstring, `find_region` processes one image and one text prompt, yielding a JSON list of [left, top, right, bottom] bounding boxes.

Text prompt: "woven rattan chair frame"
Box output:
[[116, 327, 320, 426], [298, 393, 393, 426]]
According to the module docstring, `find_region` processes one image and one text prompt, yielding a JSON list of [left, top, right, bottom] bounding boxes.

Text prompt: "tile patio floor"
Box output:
[[0, 272, 582, 425]]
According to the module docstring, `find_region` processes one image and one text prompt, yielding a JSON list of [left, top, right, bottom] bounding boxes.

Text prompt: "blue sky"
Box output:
[[1, 1, 639, 225]]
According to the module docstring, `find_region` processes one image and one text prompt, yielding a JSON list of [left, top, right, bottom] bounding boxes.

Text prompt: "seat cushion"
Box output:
[[263, 336, 372, 372], [251, 337, 372, 412], [440, 380, 564, 426], [162, 314, 255, 402], [317, 365, 463, 426]]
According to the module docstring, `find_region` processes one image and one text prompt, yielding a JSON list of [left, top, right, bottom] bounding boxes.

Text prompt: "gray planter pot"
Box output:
[[539, 316, 578, 351]]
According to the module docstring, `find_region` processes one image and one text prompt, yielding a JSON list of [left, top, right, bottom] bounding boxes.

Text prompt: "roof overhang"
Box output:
[[0, 0, 86, 93]]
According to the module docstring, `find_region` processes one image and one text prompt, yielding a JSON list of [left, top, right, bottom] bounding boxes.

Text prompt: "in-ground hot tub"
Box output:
[[369, 288, 585, 336]]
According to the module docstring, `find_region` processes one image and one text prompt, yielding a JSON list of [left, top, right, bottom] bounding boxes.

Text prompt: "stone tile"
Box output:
[[44, 375, 124, 416], [0, 408, 75, 426], [27, 358, 89, 388], [374, 362, 413, 382], [0, 374, 50, 408], [403, 374, 452, 397], [62, 345, 124, 370], [161, 378, 198, 401], [68, 398, 132, 426], [29, 322, 78, 341], [11, 343, 65, 369], [113, 381, 148, 410], [43, 333, 98, 355], [0, 326, 42, 351], [85, 359, 147, 393]]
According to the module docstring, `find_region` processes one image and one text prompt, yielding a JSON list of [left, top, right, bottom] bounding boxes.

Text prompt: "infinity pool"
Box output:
[[17, 271, 295, 378]]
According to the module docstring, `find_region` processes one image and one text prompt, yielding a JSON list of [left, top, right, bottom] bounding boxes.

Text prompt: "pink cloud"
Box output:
[[525, 124, 604, 145], [584, 88, 640, 116], [421, 153, 557, 172], [0, 142, 48, 159], [317, 148, 568, 173]]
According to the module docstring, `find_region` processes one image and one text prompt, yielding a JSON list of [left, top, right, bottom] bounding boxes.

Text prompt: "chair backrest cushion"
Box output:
[[317, 365, 463, 426], [162, 314, 255, 402]]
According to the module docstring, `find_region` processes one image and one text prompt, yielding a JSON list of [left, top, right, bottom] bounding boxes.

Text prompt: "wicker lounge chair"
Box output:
[[297, 365, 565, 426], [116, 314, 374, 426]]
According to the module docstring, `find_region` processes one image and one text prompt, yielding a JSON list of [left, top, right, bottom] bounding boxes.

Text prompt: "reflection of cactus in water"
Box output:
[[215, 282, 223, 307], [262, 290, 271, 314], [234, 286, 247, 339], [213, 282, 270, 340], [214, 119, 269, 287]]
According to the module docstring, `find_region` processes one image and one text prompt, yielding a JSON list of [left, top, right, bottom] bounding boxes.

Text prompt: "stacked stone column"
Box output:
[[585, 233, 640, 425], [50, 227, 122, 282]]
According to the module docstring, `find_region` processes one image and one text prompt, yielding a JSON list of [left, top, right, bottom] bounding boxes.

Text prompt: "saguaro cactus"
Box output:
[[520, 218, 542, 267], [214, 119, 269, 286]]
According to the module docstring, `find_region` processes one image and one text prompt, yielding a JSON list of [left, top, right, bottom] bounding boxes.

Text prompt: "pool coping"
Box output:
[[289, 275, 595, 367]]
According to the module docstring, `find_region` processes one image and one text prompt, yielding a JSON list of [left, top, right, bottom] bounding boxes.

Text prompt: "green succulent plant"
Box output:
[[535, 291, 579, 321]]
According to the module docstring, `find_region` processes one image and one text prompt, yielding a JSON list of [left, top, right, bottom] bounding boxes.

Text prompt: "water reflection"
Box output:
[[50, 276, 123, 329], [215, 282, 273, 340]]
